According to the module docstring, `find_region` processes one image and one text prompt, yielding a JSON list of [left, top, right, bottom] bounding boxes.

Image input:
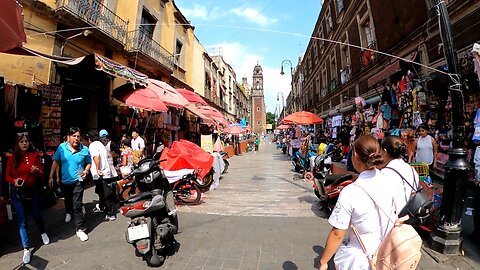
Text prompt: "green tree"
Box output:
[[266, 112, 276, 125]]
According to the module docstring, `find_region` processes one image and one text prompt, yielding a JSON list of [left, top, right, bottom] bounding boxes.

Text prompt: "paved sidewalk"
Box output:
[[0, 140, 479, 269]]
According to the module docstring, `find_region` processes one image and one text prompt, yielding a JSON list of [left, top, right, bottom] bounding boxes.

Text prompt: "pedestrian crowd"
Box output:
[[3, 126, 153, 264]]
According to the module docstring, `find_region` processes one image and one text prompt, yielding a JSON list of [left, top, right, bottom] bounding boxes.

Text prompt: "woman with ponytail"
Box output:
[[318, 136, 396, 270], [381, 135, 420, 212]]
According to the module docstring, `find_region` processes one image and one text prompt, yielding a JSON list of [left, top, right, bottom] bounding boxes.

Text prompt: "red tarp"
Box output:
[[159, 139, 213, 179]]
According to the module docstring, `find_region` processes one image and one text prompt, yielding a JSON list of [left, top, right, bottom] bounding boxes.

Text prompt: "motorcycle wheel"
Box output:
[[294, 164, 302, 173], [176, 182, 201, 205], [222, 160, 229, 174], [195, 170, 214, 189], [314, 189, 322, 200]]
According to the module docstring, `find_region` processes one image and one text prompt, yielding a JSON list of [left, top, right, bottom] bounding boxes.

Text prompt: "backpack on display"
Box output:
[[384, 167, 433, 225], [351, 184, 422, 270]]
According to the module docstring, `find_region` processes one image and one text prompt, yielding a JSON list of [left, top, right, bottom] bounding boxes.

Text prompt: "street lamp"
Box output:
[[428, 0, 469, 255], [280, 60, 295, 111], [60, 30, 92, 56], [277, 92, 285, 119]]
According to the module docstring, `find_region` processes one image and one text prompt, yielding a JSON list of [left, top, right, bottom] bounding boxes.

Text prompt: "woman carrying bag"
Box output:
[[5, 132, 50, 264]]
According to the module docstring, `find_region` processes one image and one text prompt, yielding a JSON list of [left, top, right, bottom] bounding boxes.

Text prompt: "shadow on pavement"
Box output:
[[297, 195, 330, 219], [282, 261, 298, 269]]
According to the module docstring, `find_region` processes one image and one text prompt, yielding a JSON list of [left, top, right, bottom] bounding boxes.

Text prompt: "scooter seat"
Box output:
[[324, 174, 353, 187], [124, 192, 153, 204]]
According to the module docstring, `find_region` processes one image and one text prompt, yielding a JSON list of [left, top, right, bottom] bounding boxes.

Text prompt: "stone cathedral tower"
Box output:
[[251, 63, 266, 135]]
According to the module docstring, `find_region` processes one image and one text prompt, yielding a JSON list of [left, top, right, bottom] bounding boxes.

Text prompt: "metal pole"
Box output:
[[428, 0, 469, 255]]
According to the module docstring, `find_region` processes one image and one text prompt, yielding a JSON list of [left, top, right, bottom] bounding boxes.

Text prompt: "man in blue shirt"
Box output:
[[48, 127, 91, 241]]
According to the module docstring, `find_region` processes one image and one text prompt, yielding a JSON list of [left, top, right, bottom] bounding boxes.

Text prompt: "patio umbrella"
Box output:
[[112, 83, 168, 112], [196, 106, 224, 119], [148, 79, 190, 108], [281, 111, 323, 125], [227, 123, 247, 129], [176, 88, 208, 105], [276, 124, 291, 130], [223, 125, 246, 134]]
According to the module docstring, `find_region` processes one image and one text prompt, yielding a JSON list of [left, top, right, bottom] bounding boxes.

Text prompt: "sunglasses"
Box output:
[[17, 132, 28, 136]]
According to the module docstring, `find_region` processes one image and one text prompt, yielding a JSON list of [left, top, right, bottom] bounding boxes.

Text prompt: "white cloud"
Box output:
[[229, 7, 277, 27], [179, 3, 209, 20], [205, 42, 291, 113]]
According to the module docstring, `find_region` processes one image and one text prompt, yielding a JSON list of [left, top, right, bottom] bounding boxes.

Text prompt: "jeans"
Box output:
[[61, 181, 85, 231], [94, 177, 117, 216], [11, 187, 46, 249]]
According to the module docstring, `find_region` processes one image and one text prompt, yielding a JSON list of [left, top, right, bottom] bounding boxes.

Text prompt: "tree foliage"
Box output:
[[266, 112, 276, 125]]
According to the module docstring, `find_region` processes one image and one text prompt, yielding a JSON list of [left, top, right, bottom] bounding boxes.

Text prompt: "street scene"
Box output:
[[2, 0, 480, 270]]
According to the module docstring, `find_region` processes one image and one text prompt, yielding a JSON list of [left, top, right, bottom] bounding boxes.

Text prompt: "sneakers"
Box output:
[[22, 249, 31, 264], [65, 213, 72, 223], [76, 229, 89, 242], [41, 233, 50, 245], [93, 203, 103, 213], [105, 215, 116, 221]]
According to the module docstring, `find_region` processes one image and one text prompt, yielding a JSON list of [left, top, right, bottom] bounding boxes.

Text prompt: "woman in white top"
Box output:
[[381, 136, 420, 213], [409, 123, 437, 167], [319, 136, 396, 270]]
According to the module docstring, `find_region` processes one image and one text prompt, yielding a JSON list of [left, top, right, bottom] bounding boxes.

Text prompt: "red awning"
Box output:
[[367, 51, 417, 87], [0, 0, 26, 53]]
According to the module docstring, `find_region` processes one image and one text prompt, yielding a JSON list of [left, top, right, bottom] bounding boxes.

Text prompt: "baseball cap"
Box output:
[[99, 129, 109, 138], [472, 43, 480, 54]]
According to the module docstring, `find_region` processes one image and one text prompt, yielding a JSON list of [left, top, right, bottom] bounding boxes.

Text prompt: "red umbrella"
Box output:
[[112, 83, 168, 112], [176, 88, 208, 105], [281, 111, 323, 125], [223, 125, 246, 134], [276, 124, 291, 130], [148, 79, 190, 108], [0, 0, 27, 53], [196, 106, 225, 119]]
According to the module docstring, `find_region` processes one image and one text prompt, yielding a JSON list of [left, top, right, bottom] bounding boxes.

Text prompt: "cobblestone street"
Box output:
[[1, 140, 479, 269]]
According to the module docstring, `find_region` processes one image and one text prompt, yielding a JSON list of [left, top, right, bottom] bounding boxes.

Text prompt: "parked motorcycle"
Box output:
[[119, 158, 178, 267], [164, 169, 202, 205], [311, 153, 355, 211], [292, 145, 317, 173], [219, 151, 229, 174]]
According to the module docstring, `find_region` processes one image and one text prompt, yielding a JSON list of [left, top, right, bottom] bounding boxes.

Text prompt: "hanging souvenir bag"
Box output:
[[473, 109, 480, 143]]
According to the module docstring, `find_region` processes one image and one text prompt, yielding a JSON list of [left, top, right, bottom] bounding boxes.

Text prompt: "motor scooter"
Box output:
[[119, 158, 178, 267], [292, 145, 317, 173], [218, 151, 229, 174], [311, 153, 356, 212]]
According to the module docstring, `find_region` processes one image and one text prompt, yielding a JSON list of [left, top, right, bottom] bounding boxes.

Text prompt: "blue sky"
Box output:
[[176, 0, 321, 115]]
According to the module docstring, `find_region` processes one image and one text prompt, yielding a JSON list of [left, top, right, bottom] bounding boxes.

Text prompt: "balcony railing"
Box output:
[[126, 30, 175, 71], [57, 0, 128, 44]]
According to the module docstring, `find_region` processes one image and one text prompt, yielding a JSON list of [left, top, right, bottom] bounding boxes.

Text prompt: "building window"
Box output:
[[257, 107, 260, 111], [140, 10, 156, 38], [336, 0, 344, 13], [361, 19, 374, 47], [175, 39, 183, 66], [257, 121, 261, 125], [326, 9, 333, 33]]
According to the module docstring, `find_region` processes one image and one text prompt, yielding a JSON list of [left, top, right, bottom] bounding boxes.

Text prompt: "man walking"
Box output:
[[48, 127, 91, 241], [88, 130, 117, 221], [131, 128, 145, 163]]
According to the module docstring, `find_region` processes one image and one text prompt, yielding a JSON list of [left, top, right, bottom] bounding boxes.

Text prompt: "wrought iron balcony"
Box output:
[[56, 0, 128, 44], [330, 78, 337, 92], [126, 30, 175, 71]]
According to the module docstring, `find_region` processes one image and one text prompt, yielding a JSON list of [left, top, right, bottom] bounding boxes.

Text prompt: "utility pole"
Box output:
[[428, 0, 469, 255]]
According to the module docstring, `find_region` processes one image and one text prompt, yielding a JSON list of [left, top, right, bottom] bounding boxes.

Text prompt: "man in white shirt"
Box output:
[[87, 130, 117, 221], [131, 128, 145, 160]]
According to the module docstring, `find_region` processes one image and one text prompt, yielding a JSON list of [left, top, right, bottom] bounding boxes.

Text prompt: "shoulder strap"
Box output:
[[384, 166, 418, 191]]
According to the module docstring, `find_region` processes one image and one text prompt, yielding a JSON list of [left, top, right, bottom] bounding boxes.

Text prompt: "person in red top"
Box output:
[[5, 132, 50, 264]]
